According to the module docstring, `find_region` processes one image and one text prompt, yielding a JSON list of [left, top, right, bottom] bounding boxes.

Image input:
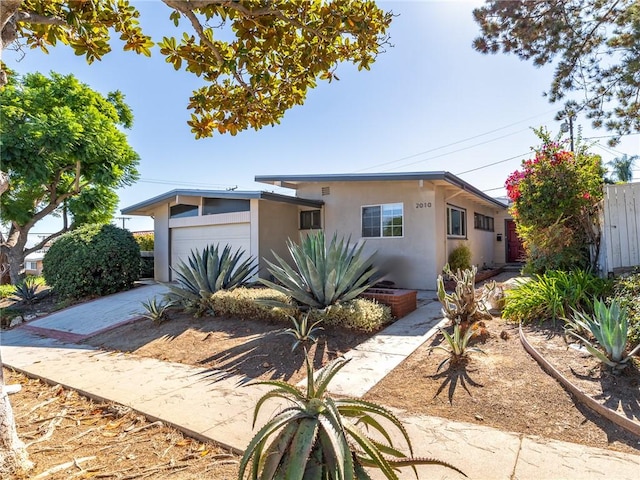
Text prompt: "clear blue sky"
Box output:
[[5, 0, 639, 243]]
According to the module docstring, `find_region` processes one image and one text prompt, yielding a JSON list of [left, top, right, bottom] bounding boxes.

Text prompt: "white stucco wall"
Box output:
[[438, 187, 505, 272], [293, 180, 507, 290], [294, 180, 439, 290], [152, 203, 171, 282]]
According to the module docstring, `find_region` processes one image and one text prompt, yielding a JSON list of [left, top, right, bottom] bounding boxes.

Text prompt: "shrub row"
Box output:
[[204, 287, 392, 332]]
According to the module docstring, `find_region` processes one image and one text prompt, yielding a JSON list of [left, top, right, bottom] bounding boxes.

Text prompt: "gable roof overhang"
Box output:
[[255, 171, 507, 209], [121, 189, 324, 216]]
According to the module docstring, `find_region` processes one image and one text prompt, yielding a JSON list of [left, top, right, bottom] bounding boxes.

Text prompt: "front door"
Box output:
[[506, 220, 525, 262]]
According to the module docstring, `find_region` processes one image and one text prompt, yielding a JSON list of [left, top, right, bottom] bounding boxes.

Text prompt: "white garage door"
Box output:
[[170, 224, 251, 279]]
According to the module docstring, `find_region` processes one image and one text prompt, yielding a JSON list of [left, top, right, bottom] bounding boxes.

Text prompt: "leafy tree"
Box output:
[[607, 154, 638, 183], [0, 0, 392, 138], [505, 128, 605, 272], [0, 72, 139, 284], [473, 0, 639, 145]]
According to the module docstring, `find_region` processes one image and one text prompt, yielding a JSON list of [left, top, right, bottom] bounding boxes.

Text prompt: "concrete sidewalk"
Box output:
[[2, 284, 639, 479]]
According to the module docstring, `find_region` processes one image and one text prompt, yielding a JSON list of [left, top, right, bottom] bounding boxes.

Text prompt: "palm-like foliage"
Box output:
[[432, 324, 485, 372], [607, 154, 637, 183], [167, 244, 257, 315], [567, 299, 640, 371], [260, 231, 379, 310], [239, 352, 465, 479]]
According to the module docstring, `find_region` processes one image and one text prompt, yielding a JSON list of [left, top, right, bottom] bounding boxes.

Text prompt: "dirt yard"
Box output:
[[365, 317, 640, 455], [4, 368, 240, 479], [82, 312, 372, 385], [2, 282, 640, 476]]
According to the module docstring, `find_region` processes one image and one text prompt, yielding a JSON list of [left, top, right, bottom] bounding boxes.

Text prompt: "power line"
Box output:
[[455, 152, 529, 176], [354, 109, 557, 173]]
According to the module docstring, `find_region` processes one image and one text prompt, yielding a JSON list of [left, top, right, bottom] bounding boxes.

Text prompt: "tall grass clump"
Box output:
[[502, 270, 611, 324]]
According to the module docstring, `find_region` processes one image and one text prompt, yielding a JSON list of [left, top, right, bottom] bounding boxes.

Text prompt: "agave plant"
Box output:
[[260, 231, 379, 310], [437, 264, 491, 326], [567, 299, 640, 371], [432, 324, 485, 372], [280, 313, 324, 352], [167, 244, 257, 315], [140, 297, 174, 323], [11, 277, 43, 305], [239, 351, 465, 479]]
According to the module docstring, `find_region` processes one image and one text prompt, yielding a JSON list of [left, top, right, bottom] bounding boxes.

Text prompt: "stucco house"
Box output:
[[121, 171, 512, 290]]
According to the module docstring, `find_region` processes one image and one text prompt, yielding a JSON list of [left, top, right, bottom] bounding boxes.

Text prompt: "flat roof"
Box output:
[[255, 171, 507, 209], [121, 189, 324, 215]]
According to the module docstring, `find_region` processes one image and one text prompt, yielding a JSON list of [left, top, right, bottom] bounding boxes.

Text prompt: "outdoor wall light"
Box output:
[[496, 233, 502, 242]]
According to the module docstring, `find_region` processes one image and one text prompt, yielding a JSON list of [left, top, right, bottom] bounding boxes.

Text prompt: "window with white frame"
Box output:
[[362, 203, 403, 238], [447, 205, 466, 237], [26, 261, 38, 271]]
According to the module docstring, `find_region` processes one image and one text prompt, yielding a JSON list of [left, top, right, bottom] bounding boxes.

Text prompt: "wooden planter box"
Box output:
[[360, 288, 417, 319]]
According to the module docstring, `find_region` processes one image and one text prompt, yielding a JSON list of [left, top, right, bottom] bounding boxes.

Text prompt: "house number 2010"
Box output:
[[415, 202, 431, 208]]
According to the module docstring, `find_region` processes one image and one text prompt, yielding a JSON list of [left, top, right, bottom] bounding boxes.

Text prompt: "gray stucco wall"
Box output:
[[256, 200, 300, 278]]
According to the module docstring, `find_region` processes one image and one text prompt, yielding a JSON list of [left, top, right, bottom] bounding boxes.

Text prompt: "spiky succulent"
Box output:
[[280, 313, 324, 352], [432, 324, 485, 372], [260, 231, 379, 310], [140, 297, 174, 323], [567, 298, 640, 371], [167, 243, 257, 315], [437, 264, 491, 326], [239, 352, 465, 479]]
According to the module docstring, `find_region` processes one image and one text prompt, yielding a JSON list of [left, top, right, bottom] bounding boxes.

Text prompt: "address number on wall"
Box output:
[[415, 202, 432, 208]]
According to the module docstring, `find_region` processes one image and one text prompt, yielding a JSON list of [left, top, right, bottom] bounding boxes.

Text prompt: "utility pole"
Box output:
[[561, 111, 575, 152], [114, 216, 131, 229]]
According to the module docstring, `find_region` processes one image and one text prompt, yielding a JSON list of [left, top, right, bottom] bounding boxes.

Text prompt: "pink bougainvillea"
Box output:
[[504, 128, 605, 272]]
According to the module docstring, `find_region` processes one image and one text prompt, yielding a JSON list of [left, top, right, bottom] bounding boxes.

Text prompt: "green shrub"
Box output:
[[133, 232, 154, 251], [307, 298, 392, 332], [612, 271, 640, 346], [502, 269, 611, 324], [43, 224, 140, 299], [0, 284, 16, 299], [139, 255, 154, 278], [210, 287, 294, 323], [447, 243, 471, 272]]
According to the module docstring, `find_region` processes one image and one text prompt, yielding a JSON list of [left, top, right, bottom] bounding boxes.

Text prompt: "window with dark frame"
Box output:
[[361, 203, 403, 238], [300, 209, 321, 230], [447, 205, 466, 237], [474, 212, 495, 232], [170, 204, 199, 219]]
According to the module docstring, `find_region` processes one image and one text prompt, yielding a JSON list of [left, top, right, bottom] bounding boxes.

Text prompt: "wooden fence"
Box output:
[[598, 182, 640, 276]]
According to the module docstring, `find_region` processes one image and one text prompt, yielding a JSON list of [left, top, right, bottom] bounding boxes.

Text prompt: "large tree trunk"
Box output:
[[6, 246, 26, 285], [0, 352, 32, 476], [0, 171, 32, 475]]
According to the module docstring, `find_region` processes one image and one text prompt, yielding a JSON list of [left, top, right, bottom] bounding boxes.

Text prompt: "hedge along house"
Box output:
[[120, 190, 323, 282], [255, 172, 510, 290]]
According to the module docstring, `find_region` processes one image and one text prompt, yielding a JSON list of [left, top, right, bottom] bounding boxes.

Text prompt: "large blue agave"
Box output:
[[260, 231, 379, 310]]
